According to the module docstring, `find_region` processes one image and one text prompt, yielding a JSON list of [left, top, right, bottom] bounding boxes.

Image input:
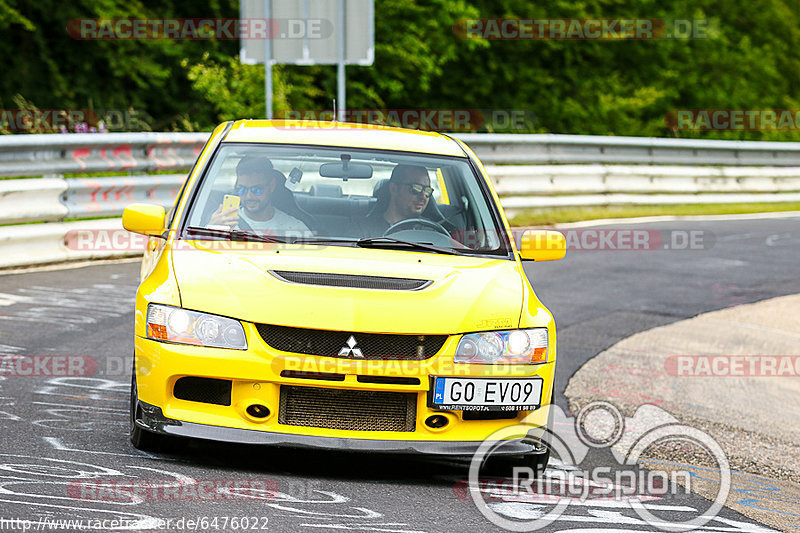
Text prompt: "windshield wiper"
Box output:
[[356, 237, 459, 255], [291, 237, 359, 245], [184, 226, 288, 243]]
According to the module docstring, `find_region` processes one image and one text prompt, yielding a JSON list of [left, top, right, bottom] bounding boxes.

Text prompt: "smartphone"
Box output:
[[223, 194, 240, 213]]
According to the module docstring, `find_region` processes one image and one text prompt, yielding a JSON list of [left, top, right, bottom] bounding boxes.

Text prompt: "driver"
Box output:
[[209, 156, 310, 235], [364, 164, 434, 235]]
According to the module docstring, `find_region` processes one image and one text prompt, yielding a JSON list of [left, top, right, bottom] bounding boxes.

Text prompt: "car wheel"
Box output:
[[129, 364, 167, 451], [520, 439, 551, 475], [524, 388, 556, 475], [487, 390, 555, 478]]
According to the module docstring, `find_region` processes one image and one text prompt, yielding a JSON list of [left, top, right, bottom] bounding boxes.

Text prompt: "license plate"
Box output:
[[429, 377, 543, 411]]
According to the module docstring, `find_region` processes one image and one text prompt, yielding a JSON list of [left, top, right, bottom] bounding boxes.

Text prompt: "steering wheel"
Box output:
[[384, 217, 450, 236]]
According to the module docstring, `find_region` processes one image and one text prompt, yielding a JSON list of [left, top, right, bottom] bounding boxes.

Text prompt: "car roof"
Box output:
[[222, 119, 468, 157]]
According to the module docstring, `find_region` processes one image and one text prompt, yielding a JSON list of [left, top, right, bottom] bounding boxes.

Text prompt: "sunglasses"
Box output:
[[401, 182, 434, 198], [235, 184, 265, 196]]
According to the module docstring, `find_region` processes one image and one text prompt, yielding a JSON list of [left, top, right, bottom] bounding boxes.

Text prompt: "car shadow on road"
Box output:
[[144, 435, 473, 485]]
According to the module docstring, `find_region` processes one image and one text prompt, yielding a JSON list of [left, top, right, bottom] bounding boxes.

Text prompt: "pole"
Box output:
[[337, 0, 346, 122], [264, 0, 273, 119]]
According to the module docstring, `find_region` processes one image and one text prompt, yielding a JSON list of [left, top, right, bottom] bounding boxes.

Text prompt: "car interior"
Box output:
[[187, 147, 504, 251]]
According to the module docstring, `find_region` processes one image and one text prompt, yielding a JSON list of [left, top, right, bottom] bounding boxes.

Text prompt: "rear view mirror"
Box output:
[[319, 153, 373, 179], [319, 162, 373, 179]]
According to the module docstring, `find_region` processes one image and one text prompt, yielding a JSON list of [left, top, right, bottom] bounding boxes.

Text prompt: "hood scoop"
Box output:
[[268, 270, 432, 291]]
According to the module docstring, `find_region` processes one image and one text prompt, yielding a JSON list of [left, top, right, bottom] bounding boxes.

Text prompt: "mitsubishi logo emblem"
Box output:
[[338, 335, 363, 358]]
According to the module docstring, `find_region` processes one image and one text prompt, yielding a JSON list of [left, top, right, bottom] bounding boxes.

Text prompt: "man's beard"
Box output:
[[244, 198, 266, 214]]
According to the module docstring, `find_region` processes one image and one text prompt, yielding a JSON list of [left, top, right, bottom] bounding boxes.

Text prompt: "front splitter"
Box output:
[[135, 400, 546, 456]]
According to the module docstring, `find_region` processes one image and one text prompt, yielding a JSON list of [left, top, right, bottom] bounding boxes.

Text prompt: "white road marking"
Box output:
[[300, 525, 427, 533], [42, 437, 158, 459], [0, 292, 32, 304], [556, 211, 800, 229], [765, 233, 792, 246], [489, 502, 781, 531]]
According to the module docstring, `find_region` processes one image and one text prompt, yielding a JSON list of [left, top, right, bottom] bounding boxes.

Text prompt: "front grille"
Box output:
[[280, 370, 346, 382], [173, 377, 231, 406], [256, 324, 447, 360], [356, 375, 421, 386], [270, 270, 431, 291], [278, 386, 416, 432]]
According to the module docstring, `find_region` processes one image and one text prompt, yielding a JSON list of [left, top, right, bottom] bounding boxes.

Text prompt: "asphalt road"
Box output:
[[0, 215, 797, 532]]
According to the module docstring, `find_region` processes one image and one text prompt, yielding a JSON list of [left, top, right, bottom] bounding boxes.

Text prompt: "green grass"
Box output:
[[509, 202, 800, 226], [62, 169, 184, 178]]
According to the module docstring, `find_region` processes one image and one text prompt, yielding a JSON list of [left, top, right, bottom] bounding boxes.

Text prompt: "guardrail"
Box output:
[[459, 133, 800, 166], [0, 132, 208, 268], [484, 164, 800, 213], [0, 132, 208, 177], [1, 131, 800, 268]]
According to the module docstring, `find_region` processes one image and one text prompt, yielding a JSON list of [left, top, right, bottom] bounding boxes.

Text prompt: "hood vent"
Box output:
[[269, 270, 432, 291]]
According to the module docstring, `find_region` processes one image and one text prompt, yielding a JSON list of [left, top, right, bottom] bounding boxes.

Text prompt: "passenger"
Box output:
[[209, 156, 310, 235], [364, 164, 434, 235]]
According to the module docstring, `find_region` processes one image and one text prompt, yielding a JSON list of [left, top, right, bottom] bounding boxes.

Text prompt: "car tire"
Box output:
[[487, 390, 555, 478], [520, 440, 551, 475], [490, 435, 550, 479], [481, 444, 549, 480], [129, 363, 167, 451], [524, 388, 556, 475]]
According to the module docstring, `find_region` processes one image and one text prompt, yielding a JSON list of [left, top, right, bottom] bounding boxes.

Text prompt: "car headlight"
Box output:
[[454, 328, 548, 364], [146, 304, 247, 350]]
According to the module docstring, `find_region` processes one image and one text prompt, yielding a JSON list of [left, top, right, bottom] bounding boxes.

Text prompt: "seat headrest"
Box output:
[[310, 183, 343, 197], [373, 178, 390, 198]]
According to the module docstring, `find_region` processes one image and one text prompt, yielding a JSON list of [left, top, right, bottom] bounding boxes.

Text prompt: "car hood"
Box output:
[[170, 241, 524, 334]]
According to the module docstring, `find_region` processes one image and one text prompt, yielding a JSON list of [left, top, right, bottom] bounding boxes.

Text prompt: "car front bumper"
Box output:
[[134, 399, 548, 456], [133, 333, 555, 448]]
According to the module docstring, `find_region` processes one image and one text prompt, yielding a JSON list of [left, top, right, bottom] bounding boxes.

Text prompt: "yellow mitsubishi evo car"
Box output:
[[123, 120, 565, 470]]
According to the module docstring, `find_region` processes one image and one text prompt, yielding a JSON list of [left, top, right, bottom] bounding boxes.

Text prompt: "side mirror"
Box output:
[[518, 230, 566, 261], [123, 203, 166, 237]]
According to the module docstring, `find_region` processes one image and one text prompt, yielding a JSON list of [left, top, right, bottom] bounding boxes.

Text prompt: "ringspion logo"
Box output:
[[466, 402, 730, 531]]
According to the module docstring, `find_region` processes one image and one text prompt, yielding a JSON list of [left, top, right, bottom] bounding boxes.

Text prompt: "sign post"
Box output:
[[337, 0, 346, 121], [241, 0, 374, 120], [264, 0, 273, 118]]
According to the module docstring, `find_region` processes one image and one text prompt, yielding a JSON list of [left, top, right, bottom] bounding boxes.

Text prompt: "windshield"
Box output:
[[182, 143, 512, 256]]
